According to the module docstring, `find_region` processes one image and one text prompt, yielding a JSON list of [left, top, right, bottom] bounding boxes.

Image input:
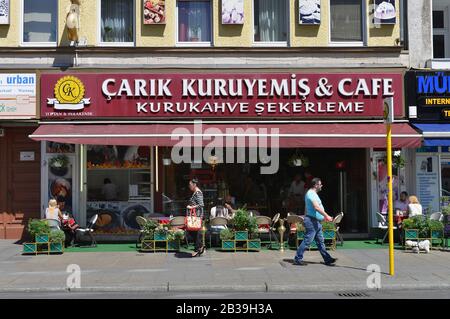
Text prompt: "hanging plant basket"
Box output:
[[288, 150, 309, 168]]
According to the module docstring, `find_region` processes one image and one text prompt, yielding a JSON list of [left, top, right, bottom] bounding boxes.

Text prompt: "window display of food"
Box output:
[[143, 0, 165, 24]]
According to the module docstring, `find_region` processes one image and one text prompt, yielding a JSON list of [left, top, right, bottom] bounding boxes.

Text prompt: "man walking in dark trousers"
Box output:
[[294, 177, 337, 266]]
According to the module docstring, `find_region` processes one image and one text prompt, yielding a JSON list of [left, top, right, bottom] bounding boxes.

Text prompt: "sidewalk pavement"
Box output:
[[0, 240, 450, 293]]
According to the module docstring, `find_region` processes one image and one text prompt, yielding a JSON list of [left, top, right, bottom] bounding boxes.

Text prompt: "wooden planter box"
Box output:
[[404, 229, 419, 240], [247, 239, 261, 250], [222, 240, 235, 250], [141, 239, 155, 251], [50, 242, 64, 253], [431, 230, 443, 239], [323, 230, 336, 240], [23, 243, 36, 254], [235, 231, 248, 240], [35, 234, 49, 243], [168, 241, 180, 251], [154, 233, 167, 241]]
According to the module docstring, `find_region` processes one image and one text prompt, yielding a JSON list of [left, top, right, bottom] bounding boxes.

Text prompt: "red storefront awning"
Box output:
[[29, 123, 422, 148]]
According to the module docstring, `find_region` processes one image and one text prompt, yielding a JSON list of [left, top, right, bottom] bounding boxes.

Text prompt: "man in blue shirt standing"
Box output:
[[294, 177, 337, 266]]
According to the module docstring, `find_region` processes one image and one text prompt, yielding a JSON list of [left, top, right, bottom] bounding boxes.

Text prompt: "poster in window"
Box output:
[[222, 0, 244, 25], [143, 0, 166, 24], [0, 0, 9, 25], [374, 0, 396, 25], [299, 0, 320, 25]]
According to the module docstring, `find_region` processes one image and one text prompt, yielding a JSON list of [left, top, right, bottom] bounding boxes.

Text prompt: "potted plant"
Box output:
[[231, 208, 258, 240], [288, 150, 309, 168], [141, 219, 158, 251], [442, 206, 450, 223], [49, 155, 70, 176], [167, 229, 185, 251], [27, 219, 51, 243], [49, 230, 65, 253], [429, 220, 444, 248], [220, 228, 235, 250], [321, 221, 336, 240], [154, 224, 169, 241], [402, 216, 429, 241]]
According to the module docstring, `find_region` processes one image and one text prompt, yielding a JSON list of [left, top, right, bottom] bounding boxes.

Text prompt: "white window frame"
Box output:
[[20, 0, 58, 47], [433, 6, 450, 58], [328, 0, 366, 47], [176, 0, 213, 47], [97, 0, 136, 47], [252, 0, 289, 47]]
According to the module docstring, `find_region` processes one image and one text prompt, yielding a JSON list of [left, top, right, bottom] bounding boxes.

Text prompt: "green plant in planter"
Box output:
[[220, 228, 235, 241], [49, 230, 65, 243], [172, 229, 185, 241], [403, 216, 430, 238], [321, 221, 336, 231], [142, 219, 159, 239], [231, 208, 258, 238], [429, 220, 444, 231], [27, 219, 51, 238]]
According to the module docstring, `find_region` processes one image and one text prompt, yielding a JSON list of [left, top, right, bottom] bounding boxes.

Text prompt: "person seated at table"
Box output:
[[210, 198, 232, 220], [224, 195, 237, 218], [395, 191, 409, 215], [45, 199, 63, 222], [102, 178, 119, 201], [57, 196, 79, 246], [407, 195, 423, 217]]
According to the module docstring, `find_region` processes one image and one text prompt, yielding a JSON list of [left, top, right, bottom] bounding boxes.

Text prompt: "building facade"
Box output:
[[0, 0, 428, 239]]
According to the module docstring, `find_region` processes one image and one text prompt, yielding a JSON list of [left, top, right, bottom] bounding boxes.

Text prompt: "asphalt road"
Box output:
[[0, 289, 449, 299]]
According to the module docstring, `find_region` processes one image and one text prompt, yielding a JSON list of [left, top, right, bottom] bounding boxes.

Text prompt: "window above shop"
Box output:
[[99, 0, 135, 46], [21, 0, 58, 46], [253, 0, 288, 46], [329, 0, 365, 46], [177, 0, 212, 46]]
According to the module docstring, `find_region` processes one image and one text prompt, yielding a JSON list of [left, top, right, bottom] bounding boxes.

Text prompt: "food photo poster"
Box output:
[[299, 0, 321, 25], [374, 0, 396, 24]]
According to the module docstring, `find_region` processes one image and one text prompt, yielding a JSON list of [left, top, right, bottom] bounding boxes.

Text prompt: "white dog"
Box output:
[[405, 240, 431, 253]]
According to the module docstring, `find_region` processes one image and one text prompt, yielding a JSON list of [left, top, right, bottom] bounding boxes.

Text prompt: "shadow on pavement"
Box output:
[[281, 258, 389, 275]]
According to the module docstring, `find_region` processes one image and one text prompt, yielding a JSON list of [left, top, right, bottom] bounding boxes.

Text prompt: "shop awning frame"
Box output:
[[30, 123, 422, 148], [412, 124, 450, 146]]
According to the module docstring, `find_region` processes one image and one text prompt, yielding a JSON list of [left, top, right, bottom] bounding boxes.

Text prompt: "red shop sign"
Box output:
[[40, 73, 404, 119]]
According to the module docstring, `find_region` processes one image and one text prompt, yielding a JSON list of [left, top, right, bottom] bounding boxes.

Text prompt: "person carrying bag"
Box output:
[[186, 178, 205, 257]]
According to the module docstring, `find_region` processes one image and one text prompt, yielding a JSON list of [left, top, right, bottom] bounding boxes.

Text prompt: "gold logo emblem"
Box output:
[[54, 76, 85, 104]]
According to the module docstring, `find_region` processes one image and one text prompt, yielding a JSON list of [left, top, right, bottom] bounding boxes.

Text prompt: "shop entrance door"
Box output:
[[0, 127, 41, 239]]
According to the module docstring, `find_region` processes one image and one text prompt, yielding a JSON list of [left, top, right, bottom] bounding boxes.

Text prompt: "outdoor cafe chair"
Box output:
[[75, 214, 98, 248], [255, 216, 275, 248], [429, 212, 444, 222], [208, 217, 228, 248], [333, 212, 344, 246], [376, 212, 397, 245], [135, 216, 147, 248]]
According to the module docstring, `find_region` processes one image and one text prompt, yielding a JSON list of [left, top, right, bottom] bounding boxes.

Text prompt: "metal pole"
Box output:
[[386, 123, 395, 276]]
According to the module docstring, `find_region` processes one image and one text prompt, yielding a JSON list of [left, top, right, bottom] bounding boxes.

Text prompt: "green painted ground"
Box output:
[[64, 240, 402, 253]]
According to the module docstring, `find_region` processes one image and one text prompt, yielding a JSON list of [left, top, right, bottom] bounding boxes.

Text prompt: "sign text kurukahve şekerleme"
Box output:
[[41, 73, 402, 118]]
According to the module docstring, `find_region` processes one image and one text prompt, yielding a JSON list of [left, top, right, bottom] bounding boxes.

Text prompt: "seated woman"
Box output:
[[45, 199, 63, 223], [210, 198, 232, 220], [407, 195, 423, 218]]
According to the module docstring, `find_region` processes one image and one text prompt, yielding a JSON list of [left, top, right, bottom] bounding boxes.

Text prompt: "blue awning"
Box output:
[[412, 124, 450, 146]]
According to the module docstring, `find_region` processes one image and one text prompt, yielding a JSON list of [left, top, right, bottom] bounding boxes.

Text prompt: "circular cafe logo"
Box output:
[[54, 76, 85, 104]]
